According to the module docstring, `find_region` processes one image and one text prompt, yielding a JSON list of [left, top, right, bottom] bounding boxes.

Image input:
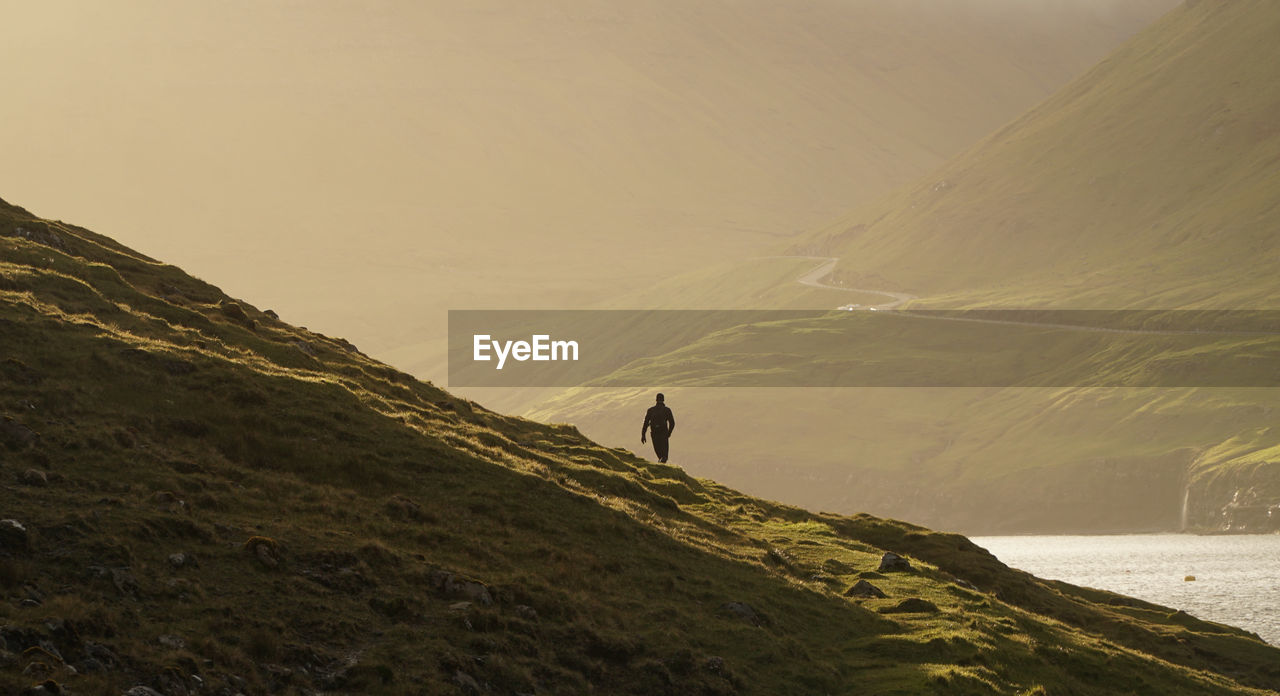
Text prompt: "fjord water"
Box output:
[[975, 535, 1280, 645]]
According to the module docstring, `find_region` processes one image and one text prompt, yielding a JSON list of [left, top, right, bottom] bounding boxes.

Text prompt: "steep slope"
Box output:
[[4, 200, 1280, 694], [0, 0, 1176, 382], [804, 0, 1280, 308]]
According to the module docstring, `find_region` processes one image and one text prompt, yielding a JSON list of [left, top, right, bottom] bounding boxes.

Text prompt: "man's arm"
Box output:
[[666, 409, 675, 436], [641, 411, 651, 443]]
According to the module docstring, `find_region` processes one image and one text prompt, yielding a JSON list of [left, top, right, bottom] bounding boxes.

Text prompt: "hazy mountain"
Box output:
[[806, 0, 1280, 309], [0, 0, 1175, 382], [525, 0, 1280, 534], [4, 195, 1279, 694]]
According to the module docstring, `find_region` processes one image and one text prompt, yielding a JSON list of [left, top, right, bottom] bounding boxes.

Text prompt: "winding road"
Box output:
[[787, 255, 915, 310], [779, 256, 1271, 337]]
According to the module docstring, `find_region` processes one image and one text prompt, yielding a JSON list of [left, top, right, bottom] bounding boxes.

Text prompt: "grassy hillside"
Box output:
[[6, 200, 1280, 694], [804, 0, 1280, 309]]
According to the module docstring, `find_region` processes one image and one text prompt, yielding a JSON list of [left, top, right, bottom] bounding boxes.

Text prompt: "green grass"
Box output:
[[4, 199, 1280, 693]]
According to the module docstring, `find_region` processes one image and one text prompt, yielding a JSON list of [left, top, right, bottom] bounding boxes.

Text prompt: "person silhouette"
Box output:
[[640, 392, 675, 463]]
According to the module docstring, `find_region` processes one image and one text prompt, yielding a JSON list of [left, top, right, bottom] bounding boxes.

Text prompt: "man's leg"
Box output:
[[653, 435, 669, 463]]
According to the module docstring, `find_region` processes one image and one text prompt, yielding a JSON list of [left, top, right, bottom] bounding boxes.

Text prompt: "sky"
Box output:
[[0, 0, 1175, 380]]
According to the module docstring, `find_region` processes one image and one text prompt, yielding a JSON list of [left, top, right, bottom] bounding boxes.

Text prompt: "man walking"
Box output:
[[641, 392, 675, 463]]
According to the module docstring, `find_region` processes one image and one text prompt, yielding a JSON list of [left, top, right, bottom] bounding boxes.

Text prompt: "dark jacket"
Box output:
[[643, 404, 675, 438]]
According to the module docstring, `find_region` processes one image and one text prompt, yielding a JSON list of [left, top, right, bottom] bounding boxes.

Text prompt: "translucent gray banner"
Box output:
[[447, 310, 1280, 387]]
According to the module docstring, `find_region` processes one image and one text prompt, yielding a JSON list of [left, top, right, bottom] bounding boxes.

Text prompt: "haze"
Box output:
[[1, 0, 1173, 380]]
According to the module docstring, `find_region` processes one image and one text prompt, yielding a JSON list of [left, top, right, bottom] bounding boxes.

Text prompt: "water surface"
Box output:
[[973, 534, 1280, 645]]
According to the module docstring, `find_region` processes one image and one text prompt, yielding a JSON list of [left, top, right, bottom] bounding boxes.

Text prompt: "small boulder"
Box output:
[[878, 552, 914, 573], [453, 670, 481, 693], [157, 634, 185, 650], [8, 225, 68, 251], [19, 469, 49, 487], [219, 300, 248, 322], [844, 580, 888, 599], [168, 552, 197, 569], [879, 597, 939, 614], [123, 687, 165, 696], [952, 577, 980, 592], [243, 536, 280, 569], [719, 601, 768, 627], [428, 570, 493, 606], [20, 680, 62, 695], [0, 519, 31, 553], [1, 417, 38, 449]]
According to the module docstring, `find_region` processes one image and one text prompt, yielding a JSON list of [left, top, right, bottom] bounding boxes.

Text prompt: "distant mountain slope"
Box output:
[[524, 0, 1280, 538], [5, 198, 1280, 693], [0, 0, 1175, 381], [804, 0, 1280, 308]]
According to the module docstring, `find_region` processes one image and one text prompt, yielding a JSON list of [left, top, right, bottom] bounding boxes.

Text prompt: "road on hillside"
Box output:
[[774, 256, 1271, 337]]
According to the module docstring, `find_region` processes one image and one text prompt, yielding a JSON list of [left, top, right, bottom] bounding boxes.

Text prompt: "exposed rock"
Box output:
[[879, 597, 939, 614], [0, 519, 31, 553], [263, 309, 279, 320], [123, 687, 165, 696], [952, 577, 980, 592], [844, 580, 888, 599], [19, 469, 49, 487], [219, 300, 248, 322], [514, 604, 539, 621], [878, 552, 914, 573], [243, 536, 280, 569], [384, 495, 432, 522], [20, 680, 62, 695], [453, 669, 482, 693], [764, 547, 792, 567], [158, 634, 185, 650], [87, 566, 142, 598], [719, 601, 768, 627], [428, 570, 493, 606], [23, 661, 54, 678], [704, 656, 726, 673], [168, 552, 198, 569], [7, 225, 68, 251], [1, 417, 38, 449], [291, 340, 317, 356], [255, 544, 278, 569]]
